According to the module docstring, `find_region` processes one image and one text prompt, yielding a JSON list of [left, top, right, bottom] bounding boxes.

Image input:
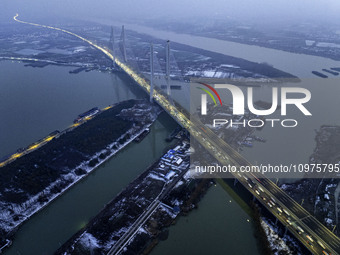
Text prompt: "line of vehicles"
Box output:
[[237, 172, 332, 255], [109, 38, 338, 255], [0, 105, 114, 168], [121, 50, 337, 255], [16, 19, 334, 254], [0, 130, 60, 168]]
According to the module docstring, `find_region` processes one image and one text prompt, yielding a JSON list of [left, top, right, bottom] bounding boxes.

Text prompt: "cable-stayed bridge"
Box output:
[[13, 14, 339, 255]]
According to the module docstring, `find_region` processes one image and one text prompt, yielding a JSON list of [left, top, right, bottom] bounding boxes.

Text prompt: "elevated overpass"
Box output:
[[13, 14, 339, 255]]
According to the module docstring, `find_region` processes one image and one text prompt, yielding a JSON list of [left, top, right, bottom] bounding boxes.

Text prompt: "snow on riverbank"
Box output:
[[0, 100, 161, 242]]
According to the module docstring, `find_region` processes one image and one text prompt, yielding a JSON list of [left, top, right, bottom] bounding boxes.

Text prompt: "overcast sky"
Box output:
[[2, 0, 340, 25]]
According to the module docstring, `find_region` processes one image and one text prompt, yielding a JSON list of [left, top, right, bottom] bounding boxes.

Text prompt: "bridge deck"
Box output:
[[13, 14, 340, 255]]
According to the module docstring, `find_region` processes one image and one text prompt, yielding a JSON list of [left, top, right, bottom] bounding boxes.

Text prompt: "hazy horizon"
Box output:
[[2, 0, 340, 26]]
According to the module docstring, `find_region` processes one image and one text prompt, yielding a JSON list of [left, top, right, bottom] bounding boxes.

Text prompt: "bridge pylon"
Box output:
[[109, 26, 115, 65], [121, 25, 127, 62], [166, 40, 170, 96], [150, 43, 154, 103]]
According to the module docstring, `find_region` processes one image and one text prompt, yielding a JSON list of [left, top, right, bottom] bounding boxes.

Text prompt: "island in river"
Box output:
[[0, 99, 162, 251]]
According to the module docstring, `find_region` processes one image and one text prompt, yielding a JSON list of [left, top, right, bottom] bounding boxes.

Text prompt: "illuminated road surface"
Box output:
[[13, 14, 339, 255]]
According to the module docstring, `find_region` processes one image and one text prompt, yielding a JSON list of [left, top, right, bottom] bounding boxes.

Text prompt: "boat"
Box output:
[[241, 141, 253, 147], [253, 136, 266, 143], [312, 71, 328, 78], [322, 69, 339, 76], [166, 127, 182, 142], [160, 85, 182, 90], [74, 107, 100, 123], [49, 130, 60, 136], [330, 67, 340, 72], [134, 128, 150, 143]]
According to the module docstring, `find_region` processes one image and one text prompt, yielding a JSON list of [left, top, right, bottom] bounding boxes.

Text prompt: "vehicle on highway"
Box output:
[[277, 207, 283, 214], [268, 200, 275, 207], [296, 225, 304, 234], [306, 235, 314, 243], [283, 209, 290, 216], [317, 240, 326, 249]]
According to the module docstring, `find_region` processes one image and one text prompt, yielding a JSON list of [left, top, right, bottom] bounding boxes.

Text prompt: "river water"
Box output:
[[2, 21, 340, 254], [0, 61, 180, 254], [152, 183, 260, 255], [98, 20, 340, 174], [0, 61, 141, 158], [85, 21, 340, 253], [0, 58, 261, 254], [4, 111, 179, 255]]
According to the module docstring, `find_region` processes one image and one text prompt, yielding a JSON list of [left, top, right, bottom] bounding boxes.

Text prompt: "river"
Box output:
[[95, 19, 340, 175], [152, 183, 260, 255], [87, 20, 340, 253], [0, 58, 261, 254], [0, 61, 181, 254], [0, 61, 141, 158], [3, 20, 340, 254]]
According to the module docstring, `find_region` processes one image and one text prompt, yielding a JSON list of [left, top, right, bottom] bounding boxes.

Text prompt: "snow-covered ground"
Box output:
[[261, 220, 293, 254], [55, 140, 191, 254], [0, 100, 161, 240], [262, 218, 303, 255], [0, 124, 152, 235]]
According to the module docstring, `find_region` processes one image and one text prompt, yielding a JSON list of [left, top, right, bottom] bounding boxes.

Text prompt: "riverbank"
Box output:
[[0, 99, 162, 252], [139, 19, 340, 62], [1, 19, 299, 83], [54, 138, 200, 254], [281, 125, 340, 236], [96, 20, 300, 82]]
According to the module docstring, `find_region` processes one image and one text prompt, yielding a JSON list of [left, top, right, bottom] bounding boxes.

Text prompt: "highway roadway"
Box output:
[[13, 14, 339, 255], [190, 115, 339, 255]]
